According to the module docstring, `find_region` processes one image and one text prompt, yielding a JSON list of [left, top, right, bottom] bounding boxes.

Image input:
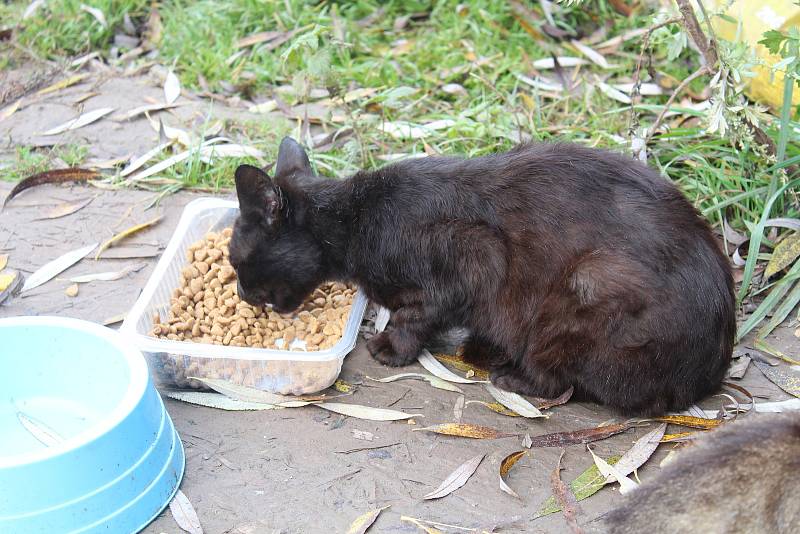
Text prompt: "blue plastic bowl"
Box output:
[[0, 316, 184, 533]]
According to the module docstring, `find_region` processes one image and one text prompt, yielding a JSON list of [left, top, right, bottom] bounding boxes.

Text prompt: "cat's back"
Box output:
[[601, 415, 800, 534]]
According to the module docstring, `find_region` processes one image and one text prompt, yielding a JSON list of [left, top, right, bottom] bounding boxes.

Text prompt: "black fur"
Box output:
[[230, 137, 735, 415]]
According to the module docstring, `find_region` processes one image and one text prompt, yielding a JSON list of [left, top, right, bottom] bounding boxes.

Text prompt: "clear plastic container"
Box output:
[[121, 198, 368, 395]]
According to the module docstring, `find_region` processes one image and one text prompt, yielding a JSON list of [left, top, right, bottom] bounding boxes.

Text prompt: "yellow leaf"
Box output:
[[332, 379, 356, 393], [0, 99, 21, 121], [413, 423, 514, 439], [95, 216, 162, 260], [400, 517, 444, 534], [765, 232, 800, 279], [520, 93, 536, 112], [653, 415, 722, 429], [346, 506, 389, 534], [499, 450, 527, 499], [35, 73, 90, 96], [0, 254, 7, 271], [0, 272, 16, 292], [467, 400, 521, 417], [660, 432, 696, 442], [434, 352, 490, 380]]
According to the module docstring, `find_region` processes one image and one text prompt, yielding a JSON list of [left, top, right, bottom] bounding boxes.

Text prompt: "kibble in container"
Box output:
[[121, 198, 368, 395]]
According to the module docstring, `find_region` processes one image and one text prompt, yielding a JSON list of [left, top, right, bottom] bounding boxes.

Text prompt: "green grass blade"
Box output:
[[756, 277, 800, 339], [738, 258, 800, 341], [737, 178, 800, 303]]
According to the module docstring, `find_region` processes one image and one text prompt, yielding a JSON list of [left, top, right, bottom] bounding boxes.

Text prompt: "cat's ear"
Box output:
[[275, 136, 311, 178], [235, 164, 281, 226]]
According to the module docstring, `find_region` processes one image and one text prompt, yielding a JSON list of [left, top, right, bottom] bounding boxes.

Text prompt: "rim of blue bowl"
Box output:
[[0, 316, 150, 469]]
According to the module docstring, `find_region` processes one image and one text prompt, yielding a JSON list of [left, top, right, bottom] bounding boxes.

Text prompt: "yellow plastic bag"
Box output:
[[711, 0, 800, 110]]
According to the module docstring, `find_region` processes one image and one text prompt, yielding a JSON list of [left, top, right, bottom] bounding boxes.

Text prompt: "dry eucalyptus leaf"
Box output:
[[79, 4, 107, 27], [532, 57, 588, 69], [317, 402, 423, 421], [499, 450, 527, 499], [164, 71, 181, 104], [423, 454, 484, 500], [418, 350, 483, 384], [765, 232, 800, 279], [571, 40, 610, 68], [551, 451, 584, 534], [374, 306, 391, 332], [526, 423, 631, 448], [346, 506, 389, 534], [115, 102, 183, 121], [534, 456, 622, 518], [37, 197, 94, 220], [466, 400, 521, 417], [653, 415, 722, 429], [0, 271, 21, 303], [522, 433, 533, 448], [534, 386, 575, 410], [596, 81, 631, 104], [95, 216, 162, 260], [190, 377, 322, 406], [35, 73, 90, 96], [165, 391, 284, 411], [0, 254, 7, 271], [727, 355, 751, 379], [22, 242, 98, 292], [69, 262, 146, 283], [414, 423, 515, 439], [119, 141, 173, 178], [434, 353, 490, 380], [17, 411, 64, 447], [367, 372, 463, 394], [612, 423, 666, 480], [1, 100, 21, 121], [400, 516, 444, 534], [485, 383, 546, 418], [332, 379, 356, 394], [3, 168, 100, 208], [753, 398, 800, 412], [754, 361, 800, 398], [169, 490, 203, 534], [42, 107, 115, 135], [453, 395, 465, 422], [588, 446, 637, 494], [64, 283, 79, 297]]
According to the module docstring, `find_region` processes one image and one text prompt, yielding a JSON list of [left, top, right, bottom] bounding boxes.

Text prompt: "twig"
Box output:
[[334, 442, 402, 454], [645, 65, 710, 141], [675, 0, 717, 67]]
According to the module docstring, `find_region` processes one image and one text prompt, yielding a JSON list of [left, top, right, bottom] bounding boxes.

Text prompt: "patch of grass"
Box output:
[[2, 144, 89, 182]]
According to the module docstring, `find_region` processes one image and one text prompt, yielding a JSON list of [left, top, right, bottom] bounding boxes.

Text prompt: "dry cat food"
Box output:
[[150, 227, 356, 352]]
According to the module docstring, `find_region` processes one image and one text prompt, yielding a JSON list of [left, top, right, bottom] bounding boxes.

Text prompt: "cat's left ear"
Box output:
[[275, 137, 311, 178]]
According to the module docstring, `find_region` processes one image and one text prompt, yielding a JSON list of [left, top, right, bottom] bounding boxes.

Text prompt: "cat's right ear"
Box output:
[[235, 164, 281, 226]]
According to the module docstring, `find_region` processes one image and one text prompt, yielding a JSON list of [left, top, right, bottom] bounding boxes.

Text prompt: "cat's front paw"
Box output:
[[367, 332, 416, 367]]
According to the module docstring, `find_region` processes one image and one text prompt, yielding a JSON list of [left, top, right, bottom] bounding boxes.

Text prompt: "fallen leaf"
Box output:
[[3, 168, 100, 208], [35, 197, 94, 220], [587, 446, 638, 494], [418, 350, 483, 383], [22, 242, 98, 292], [441, 83, 467, 96], [236, 30, 295, 49], [69, 262, 145, 283], [753, 398, 800, 412], [727, 355, 751, 379], [95, 216, 162, 260], [248, 100, 278, 113], [534, 456, 621, 518], [532, 57, 588, 69], [414, 423, 515, 439], [611, 83, 664, 96], [127, 140, 264, 182], [64, 283, 79, 297], [79, 4, 107, 27], [522, 433, 533, 448], [571, 40, 611, 68], [660, 432, 697, 443], [374, 305, 391, 332], [141, 5, 162, 49], [347, 506, 389, 534], [423, 454, 484, 500], [17, 411, 64, 446], [102, 313, 127, 326], [653, 415, 723, 429], [466, 400, 521, 417], [596, 81, 632, 103], [765, 232, 800, 279], [22, 0, 45, 19], [0, 254, 7, 271], [114, 102, 183, 121], [35, 73, 90, 96], [367, 372, 463, 394], [42, 107, 115, 135], [1, 99, 21, 121], [485, 383, 546, 418], [526, 423, 631, 448], [165, 391, 284, 410], [754, 361, 800, 398], [499, 450, 527, 499], [0, 271, 21, 303], [169, 490, 203, 534], [612, 423, 666, 479], [534, 386, 575, 410], [164, 71, 181, 104], [190, 377, 322, 406], [551, 451, 584, 534], [119, 141, 173, 177], [317, 402, 423, 421], [453, 395, 465, 421], [380, 120, 455, 140], [332, 379, 356, 394], [400, 517, 444, 534], [434, 352, 490, 380]]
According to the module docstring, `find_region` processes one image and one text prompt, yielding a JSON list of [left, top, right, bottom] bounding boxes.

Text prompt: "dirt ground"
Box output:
[[1, 73, 799, 534]]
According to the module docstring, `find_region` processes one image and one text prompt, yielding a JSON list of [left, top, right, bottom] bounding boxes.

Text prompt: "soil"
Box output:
[[1, 72, 799, 534]]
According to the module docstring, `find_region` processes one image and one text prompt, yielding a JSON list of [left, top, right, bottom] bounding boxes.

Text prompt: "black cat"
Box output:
[[229, 137, 735, 415]]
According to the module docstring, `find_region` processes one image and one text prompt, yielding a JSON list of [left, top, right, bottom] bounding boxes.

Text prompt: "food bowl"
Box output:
[[0, 316, 184, 534], [121, 198, 368, 395]]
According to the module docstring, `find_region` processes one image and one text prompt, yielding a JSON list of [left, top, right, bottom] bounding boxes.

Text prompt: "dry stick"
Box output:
[[675, 0, 718, 67], [645, 65, 711, 142]]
